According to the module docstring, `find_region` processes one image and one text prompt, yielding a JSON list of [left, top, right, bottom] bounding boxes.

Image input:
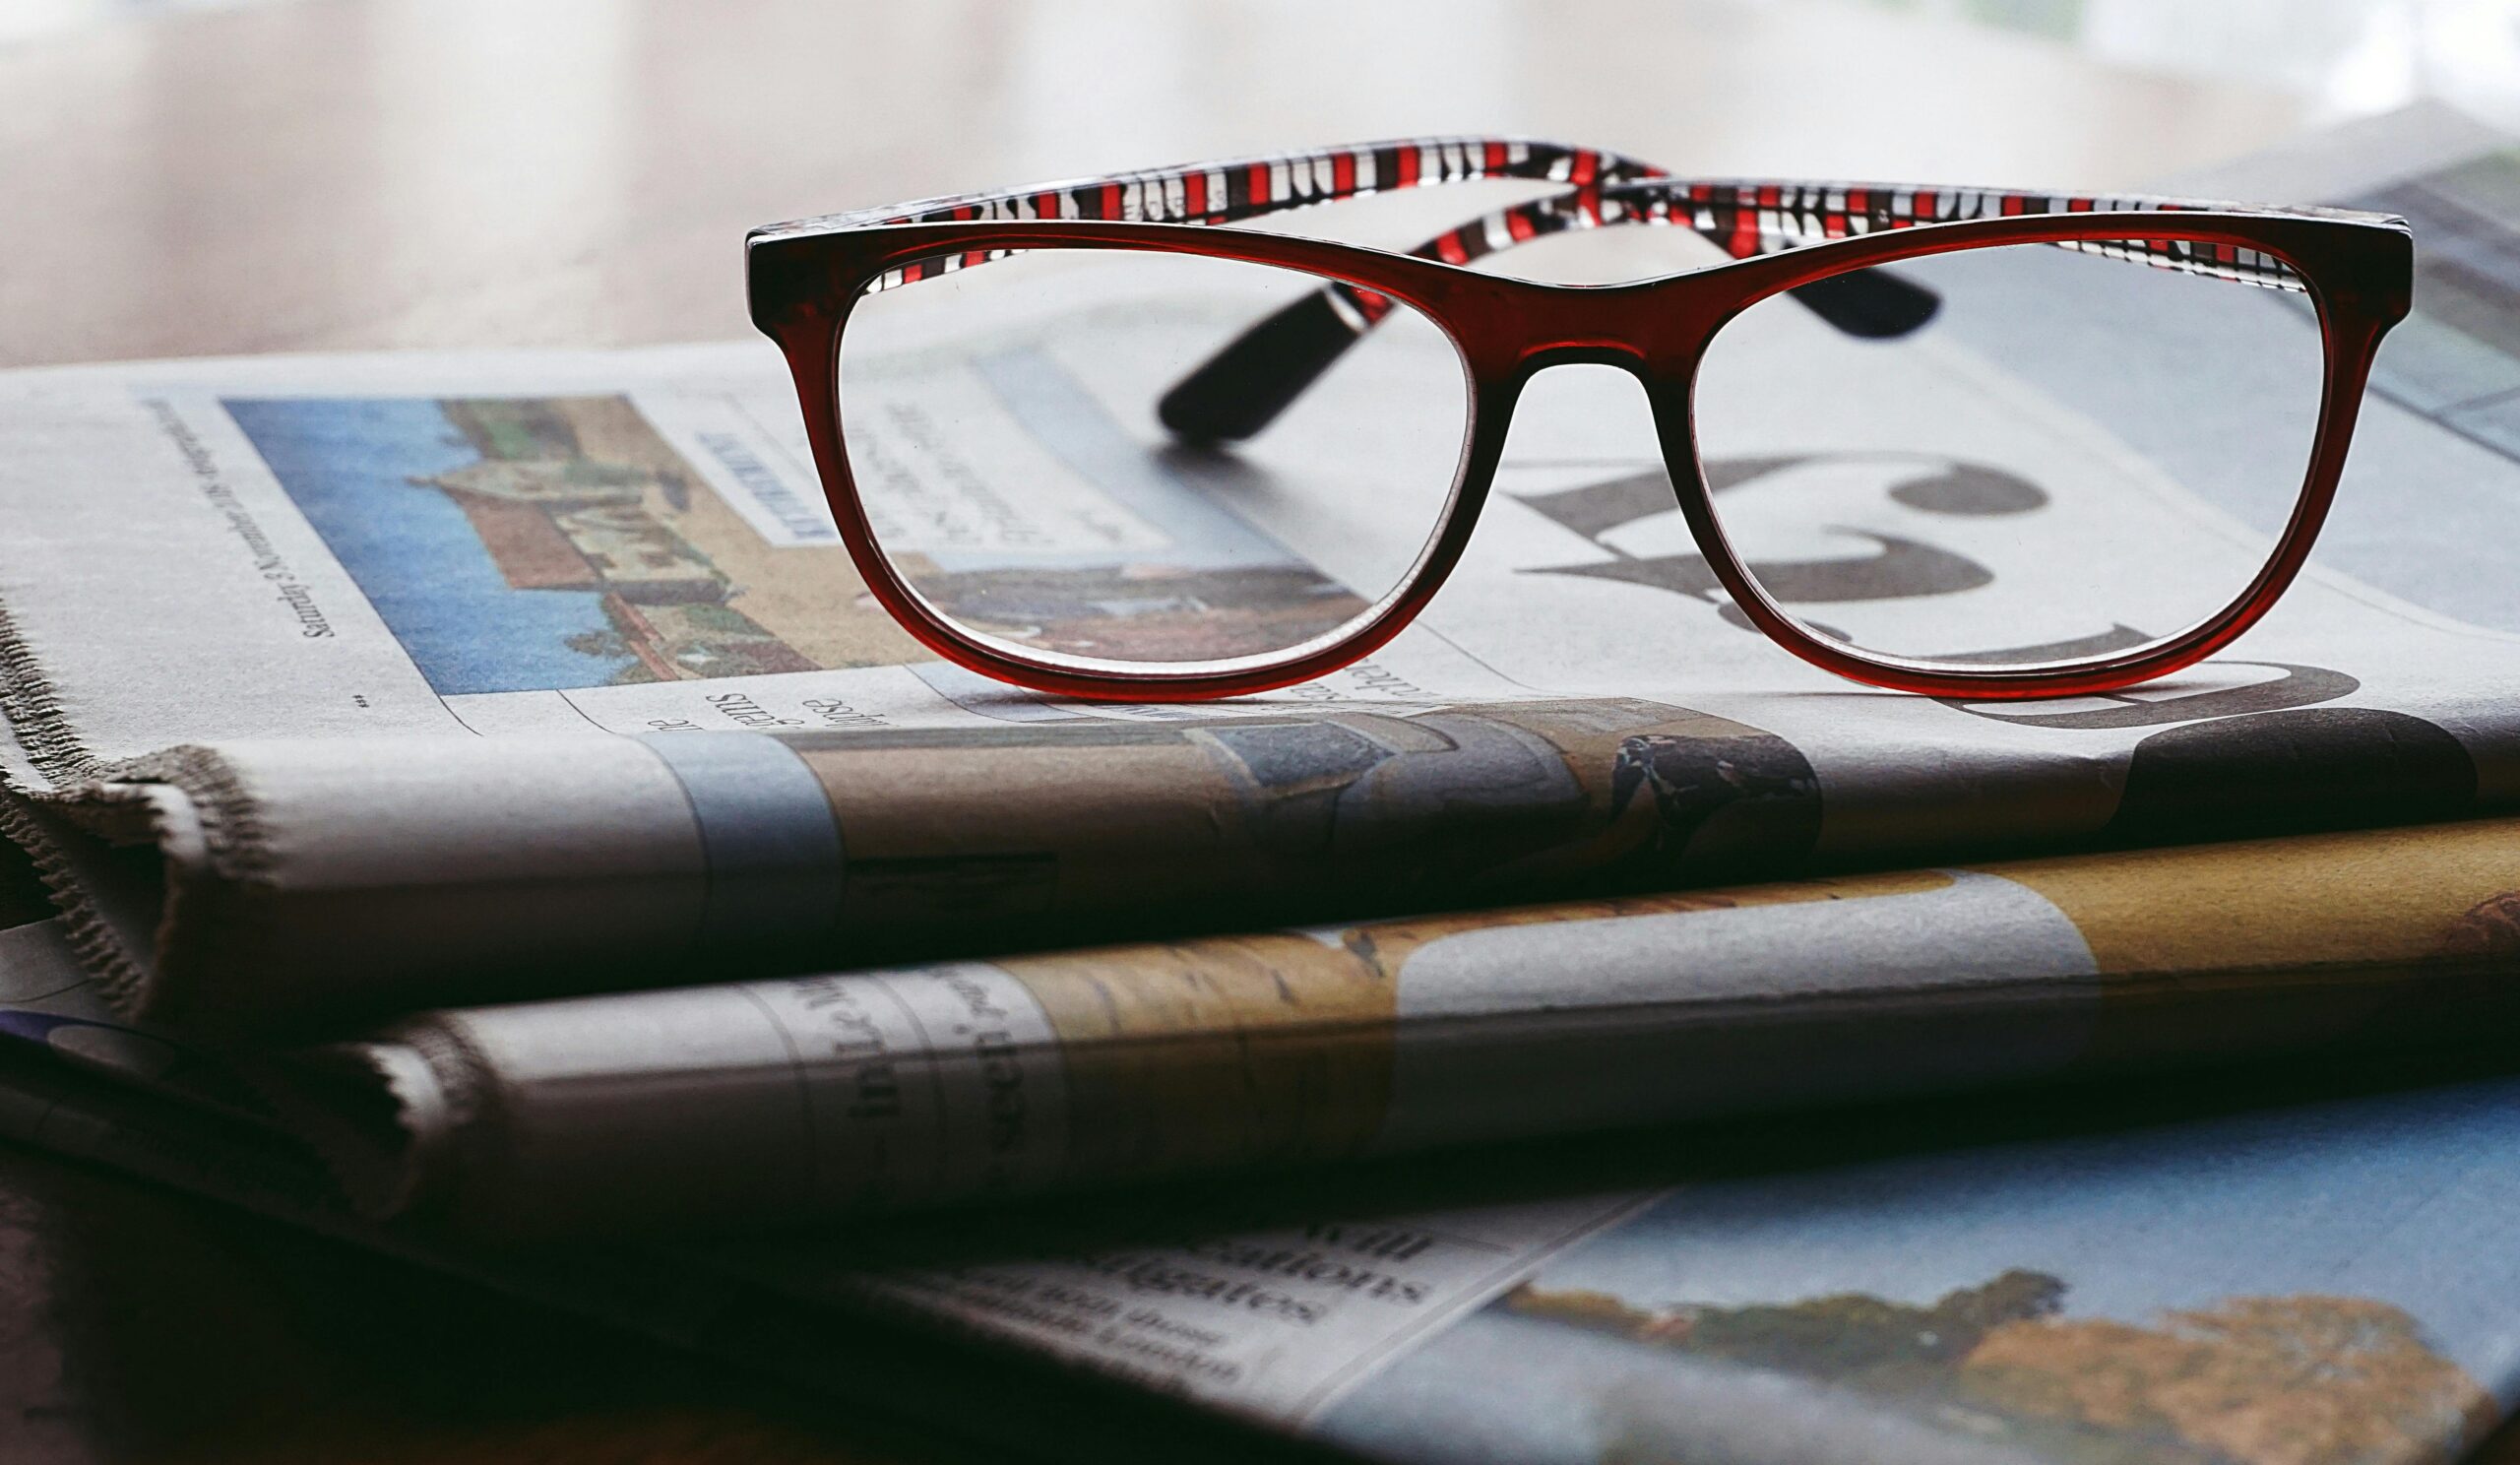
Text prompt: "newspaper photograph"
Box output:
[[1299, 1072, 2520, 1465]]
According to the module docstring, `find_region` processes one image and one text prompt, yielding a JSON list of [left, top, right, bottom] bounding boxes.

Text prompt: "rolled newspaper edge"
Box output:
[[244, 818, 2520, 1239], [258, 1032, 469, 1222]]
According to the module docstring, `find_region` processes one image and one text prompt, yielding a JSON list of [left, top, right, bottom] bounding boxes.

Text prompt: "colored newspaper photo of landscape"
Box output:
[[223, 379, 1376, 694], [837, 342, 1378, 665], [1319, 1077, 2520, 1465], [1493, 1275, 2485, 1465], [222, 395, 924, 694], [889, 530, 1367, 666]]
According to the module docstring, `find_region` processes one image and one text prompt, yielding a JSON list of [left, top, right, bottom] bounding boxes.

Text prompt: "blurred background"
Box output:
[[6, 0, 2519, 368], [1897, 0, 2520, 125], [13, 0, 2520, 125]]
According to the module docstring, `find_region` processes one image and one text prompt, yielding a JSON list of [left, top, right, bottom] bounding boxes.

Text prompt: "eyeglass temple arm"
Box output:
[[1156, 180, 2306, 445], [825, 138, 1671, 269], [817, 137, 1936, 357]]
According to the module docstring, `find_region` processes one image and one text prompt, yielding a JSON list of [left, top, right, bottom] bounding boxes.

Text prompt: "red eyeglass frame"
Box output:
[[749, 145, 2413, 703]]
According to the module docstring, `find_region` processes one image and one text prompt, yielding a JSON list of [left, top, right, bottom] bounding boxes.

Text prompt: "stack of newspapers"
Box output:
[[4, 109, 2520, 1464]]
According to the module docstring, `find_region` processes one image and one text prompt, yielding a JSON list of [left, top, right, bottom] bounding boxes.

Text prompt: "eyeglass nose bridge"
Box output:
[[1460, 274, 1731, 386]]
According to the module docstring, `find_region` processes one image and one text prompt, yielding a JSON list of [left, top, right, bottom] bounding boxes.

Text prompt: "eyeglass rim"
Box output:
[[754, 205, 2411, 702]]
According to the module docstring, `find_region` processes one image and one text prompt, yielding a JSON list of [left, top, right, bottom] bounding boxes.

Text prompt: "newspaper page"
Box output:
[[3, 120, 2520, 1029]]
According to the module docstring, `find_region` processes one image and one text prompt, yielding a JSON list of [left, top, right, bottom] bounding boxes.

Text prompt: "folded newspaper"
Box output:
[[251, 813, 2513, 1236], [0, 104, 2518, 1463], [4, 849, 2520, 1465]]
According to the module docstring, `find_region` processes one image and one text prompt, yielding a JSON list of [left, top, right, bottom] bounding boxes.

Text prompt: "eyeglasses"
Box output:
[[747, 138, 2411, 702]]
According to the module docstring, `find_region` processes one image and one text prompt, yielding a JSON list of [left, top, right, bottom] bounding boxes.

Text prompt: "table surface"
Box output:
[[1, 0, 2322, 373], [0, 2, 2511, 1460]]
